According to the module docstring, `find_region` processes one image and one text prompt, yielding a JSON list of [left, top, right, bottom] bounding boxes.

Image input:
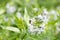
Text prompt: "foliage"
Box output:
[[0, 0, 60, 40]]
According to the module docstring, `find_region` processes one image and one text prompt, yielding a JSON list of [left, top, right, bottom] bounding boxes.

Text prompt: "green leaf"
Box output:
[[6, 26, 20, 33], [24, 8, 30, 26]]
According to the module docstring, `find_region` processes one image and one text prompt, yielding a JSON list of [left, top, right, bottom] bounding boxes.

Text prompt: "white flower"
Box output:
[[40, 28, 44, 32], [38, 23, 45, 34], [50, 10, 56, 14], [6, 3, 10, 8], [4, 17, 8, 22], [33, 8, 39, 12], [38, 15, 43, 19], [7, 6, 16, 13], [43, 8, 48, 15], [8, 6, 16, 13], [38, 27, 45, 34], [28, 24, 34, 32], [28, 24, 34, 29], [43, 16, 47, 19], [49, 9, 58, 20], [32, 28, 39, 33], [38, 31, 41, 34], [6, 3, 16, 13], [50, 9, 58, 16], [40, 23, 45, 28], [42, 16, 48, 23], [16, 12, 21, 19], [28, 24, 38, 33]]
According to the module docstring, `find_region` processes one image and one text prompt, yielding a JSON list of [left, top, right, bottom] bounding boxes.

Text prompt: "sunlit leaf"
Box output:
[[6, 26, 20, 33]]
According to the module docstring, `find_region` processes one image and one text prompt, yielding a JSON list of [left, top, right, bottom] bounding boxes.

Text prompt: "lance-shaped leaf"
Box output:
[[24, 8, 30, 26], [6, 26, 20, 33]]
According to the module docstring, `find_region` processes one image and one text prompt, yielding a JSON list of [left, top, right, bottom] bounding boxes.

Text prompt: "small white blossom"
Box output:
[[28, 24, 34, 29], [38, 15, 43, 19], [6, 3, 10, 8], [43, 8, 48, 15], [33, 8, 39, 12], [28, 24, 34, 32], [42, 16, 49, 23], [40, 23, 45, 28], [38, 31, 41, 34], [8, 6, 16, 13], [16, 12, 22, 19], [37, 27, 45, 34], [34, 28, 39, 32], [4, 17, 9, 22], [50, 9, 58, 16], [40, 28, 44, 32], [50, 10, 57, 14], [43, 16, 47, 19], [6, 3, 16, 13], [50, 10, 58, 20]]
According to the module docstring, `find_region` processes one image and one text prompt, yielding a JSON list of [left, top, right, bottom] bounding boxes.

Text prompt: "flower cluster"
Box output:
[[28, 8, 49, 34]]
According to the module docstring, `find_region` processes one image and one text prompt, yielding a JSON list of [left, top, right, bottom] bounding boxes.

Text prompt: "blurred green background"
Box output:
[[0, 0, 60, 40]]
